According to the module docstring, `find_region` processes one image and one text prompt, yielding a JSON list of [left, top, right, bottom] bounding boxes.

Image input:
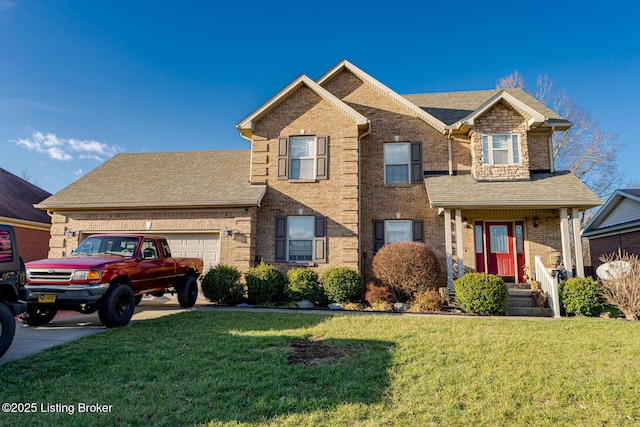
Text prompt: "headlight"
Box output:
[[72, 270, 101, 281]]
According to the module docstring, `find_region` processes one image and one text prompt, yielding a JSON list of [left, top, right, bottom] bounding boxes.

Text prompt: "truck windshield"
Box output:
[[72, 236, 140, 258]]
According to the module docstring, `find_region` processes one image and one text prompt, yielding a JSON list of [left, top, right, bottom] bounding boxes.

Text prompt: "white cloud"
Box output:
[[74, 169, 83, 177], [16, 131, 122, 162], [0, 1, 15, 13]]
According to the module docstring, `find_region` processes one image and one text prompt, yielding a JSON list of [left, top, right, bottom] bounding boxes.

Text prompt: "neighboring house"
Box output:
[[0, 167, 51, 262], [582, 189, 640, 271], [36, 60, 602, 287]]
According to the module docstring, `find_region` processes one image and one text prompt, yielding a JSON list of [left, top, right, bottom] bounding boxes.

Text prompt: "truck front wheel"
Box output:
[[20, 305, 58, 326], [177, 276, 198, 308], [98, 284, 135, 328], [0, 303, 16, 358]]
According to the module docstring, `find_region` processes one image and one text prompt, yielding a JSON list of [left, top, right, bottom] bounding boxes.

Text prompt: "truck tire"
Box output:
[[134, 294, 143, 306], [98, 284, 135, 328], [20, 305, 58, 326], [177, 276, 198, 308], [0, 303, 16, 358]]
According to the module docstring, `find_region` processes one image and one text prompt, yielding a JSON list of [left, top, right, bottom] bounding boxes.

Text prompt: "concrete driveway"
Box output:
[[0, 295, 191, 365]]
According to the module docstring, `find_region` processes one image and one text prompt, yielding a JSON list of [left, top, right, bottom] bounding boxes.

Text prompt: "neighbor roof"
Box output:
[[582, 189, 640, 237], [403, 88, 571, 130], [424, 171, 602, 209], [0, 167, 51, 224], [36, 151, 266, 210]]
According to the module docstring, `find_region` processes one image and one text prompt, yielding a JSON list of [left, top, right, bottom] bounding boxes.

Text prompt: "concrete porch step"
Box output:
[[506, 306, 553, 317]]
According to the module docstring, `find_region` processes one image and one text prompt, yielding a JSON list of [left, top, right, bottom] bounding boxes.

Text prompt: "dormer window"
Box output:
[[481, 134, 520, 165]]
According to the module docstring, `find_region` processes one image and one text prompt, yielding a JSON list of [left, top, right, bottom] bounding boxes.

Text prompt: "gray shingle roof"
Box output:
[[37, 151, 266, 210], [0, 168, 51, 224], [424, 171, 602, 209], [403, 88, 566, 126]]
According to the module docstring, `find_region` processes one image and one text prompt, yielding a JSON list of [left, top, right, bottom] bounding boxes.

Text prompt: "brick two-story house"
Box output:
[[37, 60, 601, 288]]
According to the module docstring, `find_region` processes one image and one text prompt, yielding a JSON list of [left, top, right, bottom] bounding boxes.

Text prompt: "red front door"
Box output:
[[486, 223, 515, 280]]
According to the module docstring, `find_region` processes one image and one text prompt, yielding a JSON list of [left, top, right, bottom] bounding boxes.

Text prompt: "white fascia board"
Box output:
[[317, 59, 447, 133], [236, 74, 368, 132], [461, 91, 546, 127], [582, 190, 640, 233]]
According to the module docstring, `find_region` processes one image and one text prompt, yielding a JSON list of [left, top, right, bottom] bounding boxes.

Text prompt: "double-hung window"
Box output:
[[277, 135, 328, 180], [275, 216, 327, 263], [383, 141, 423, 185], [287, 216, 314, 261], [384, 143, 410, 184], [373, 219, 424, 253], [384, 220, 413, 244], [481, 134, 520, 165], [290, 137, 315, 179]]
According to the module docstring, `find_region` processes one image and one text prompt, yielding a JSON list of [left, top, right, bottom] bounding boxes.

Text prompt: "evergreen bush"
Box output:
[[453, 273, 508, 315], [201, 264, 243, 306], [245, 262, 285, 305], [322, 267, 364, 304]]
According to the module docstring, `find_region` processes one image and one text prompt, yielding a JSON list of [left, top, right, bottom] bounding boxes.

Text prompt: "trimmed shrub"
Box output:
[[559, 277, 602, 316], [409, 289, 445, 312], [372, 242, 441, 302], [322, 267, 364, 304], [364, 282, 393, 311], [454, 273, 508, 315], [285, 268, 320, 302], [201, 264, 243, 306], [245, 262, 285, 305]]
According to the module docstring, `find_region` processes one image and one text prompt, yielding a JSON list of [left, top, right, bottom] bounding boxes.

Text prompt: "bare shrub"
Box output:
[[372, 242, 441, 302], [599, 251, 640, 321], [409, 289, 445, 312]]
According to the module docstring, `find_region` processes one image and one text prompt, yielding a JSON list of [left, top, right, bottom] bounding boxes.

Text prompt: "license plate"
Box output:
[[38, 294, 56, 303]]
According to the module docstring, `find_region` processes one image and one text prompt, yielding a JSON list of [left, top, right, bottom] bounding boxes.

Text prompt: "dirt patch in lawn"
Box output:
[[287, 336, 362, 367]]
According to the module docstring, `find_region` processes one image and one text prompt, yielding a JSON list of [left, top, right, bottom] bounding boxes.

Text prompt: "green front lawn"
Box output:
[[1, 311, 639, 426]]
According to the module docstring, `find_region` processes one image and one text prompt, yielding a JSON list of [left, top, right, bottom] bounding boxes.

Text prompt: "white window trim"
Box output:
[[384, 142, 411, 184], [384, 220, 412, 244], [289, 136, 317, 180], [481, 134, 521, 166], [286, 216, 315, 263]]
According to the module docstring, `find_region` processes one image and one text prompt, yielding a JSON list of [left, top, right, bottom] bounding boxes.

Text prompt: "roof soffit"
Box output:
[[236, 74, 369, 138], [317, 60, 447, 133], [582, 190, 640, 234]]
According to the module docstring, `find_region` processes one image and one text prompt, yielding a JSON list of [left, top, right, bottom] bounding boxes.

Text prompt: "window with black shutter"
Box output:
[[276, 135, 329, 180]]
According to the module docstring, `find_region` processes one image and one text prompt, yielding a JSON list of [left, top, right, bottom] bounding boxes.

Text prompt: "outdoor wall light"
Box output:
[[222, 227, 233, 238], [394, 135, 400, 141], [533, 216, 540, 228]]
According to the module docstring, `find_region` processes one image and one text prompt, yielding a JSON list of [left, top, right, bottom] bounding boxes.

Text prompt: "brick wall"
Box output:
[[589, 230, 640, 270], [250, 83, 361, 275], [14, 226, 50, 262], [471, 101, 530, 180]]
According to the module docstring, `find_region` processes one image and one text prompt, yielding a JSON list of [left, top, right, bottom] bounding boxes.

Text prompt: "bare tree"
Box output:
[[496, 72, 623, 202], [20, 169, 31, 181]]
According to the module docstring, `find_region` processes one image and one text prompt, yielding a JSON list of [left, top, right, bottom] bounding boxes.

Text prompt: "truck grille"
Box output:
[[28, 269, 74, 282]]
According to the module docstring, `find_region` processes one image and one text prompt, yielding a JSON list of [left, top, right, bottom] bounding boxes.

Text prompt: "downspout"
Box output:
[[237, 128, 254, 183], [358, 122, 372, 276], [549, 125, 555, 174], [447, 129, 453, 175]]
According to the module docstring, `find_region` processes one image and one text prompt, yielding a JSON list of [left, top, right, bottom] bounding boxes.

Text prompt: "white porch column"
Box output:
[[572, 208, 584, 277], [444, 209, 454, 290], [455, 209, 464, 278], [559, 208, 574, 278]]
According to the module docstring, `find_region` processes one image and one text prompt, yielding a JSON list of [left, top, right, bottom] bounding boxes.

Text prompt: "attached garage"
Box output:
[[35, 151, 266, 273], [164, 233, 220, 271]]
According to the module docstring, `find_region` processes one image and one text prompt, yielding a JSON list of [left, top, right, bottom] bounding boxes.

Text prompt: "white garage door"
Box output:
[[163, 233, 220, 272]]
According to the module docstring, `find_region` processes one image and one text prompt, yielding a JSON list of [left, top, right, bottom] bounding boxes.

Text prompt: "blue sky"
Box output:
[[1, 0, 638, 194]]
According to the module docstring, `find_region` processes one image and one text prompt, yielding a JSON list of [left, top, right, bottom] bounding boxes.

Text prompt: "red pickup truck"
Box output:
[[23, 234, 203, 328]]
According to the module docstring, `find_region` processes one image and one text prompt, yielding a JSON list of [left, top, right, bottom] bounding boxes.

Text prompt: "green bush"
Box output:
[[322, 267, 364, 304], [245, 262, 285, 305], [559, 277, 602, 316], [285, 268, 320, 302], [453, 273, 508, 315], [201, 264, 243, 306]]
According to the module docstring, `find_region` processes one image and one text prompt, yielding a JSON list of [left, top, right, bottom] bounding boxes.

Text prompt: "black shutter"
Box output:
[[277, 137, 289, 180], [316, 136, 328, 180], [373, 220, 385, 254], [412, 220, 424, 243], [275, 216, 287, 262], [411, 141, 423, 184], [314, 216, 327, 263]]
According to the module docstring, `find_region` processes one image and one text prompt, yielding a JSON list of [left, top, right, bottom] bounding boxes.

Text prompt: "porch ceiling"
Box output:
[[424, 171, 602, 210]]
